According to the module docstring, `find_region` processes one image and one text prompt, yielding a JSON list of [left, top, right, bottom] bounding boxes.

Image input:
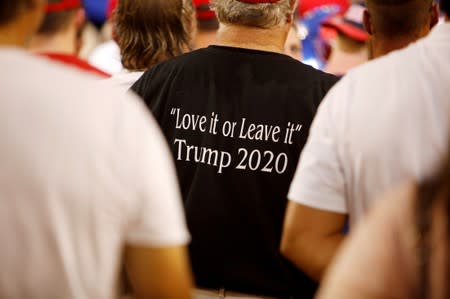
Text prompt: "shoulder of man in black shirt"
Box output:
[[131, 47, 338, 109]]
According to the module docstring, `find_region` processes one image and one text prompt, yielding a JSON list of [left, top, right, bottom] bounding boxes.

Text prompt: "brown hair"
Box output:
[[0, 0, 35, 26], [36, 0, 78, 35], [416, 140, 450, 299], [115, 0, 194, 71]]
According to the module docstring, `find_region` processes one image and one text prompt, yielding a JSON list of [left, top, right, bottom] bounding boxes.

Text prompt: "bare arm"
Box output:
[[124, 245, 193, 299], [280, 201, 347, 281], [316, 185, 416, 299]]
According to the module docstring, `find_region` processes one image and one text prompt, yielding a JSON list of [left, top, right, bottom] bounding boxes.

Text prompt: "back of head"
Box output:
[[37, 0, 81, 36], [211, 0, 297, 29], [0, 48, 192, 299], [0, 0, 35, 26], [366, 0, 436, 39], [323, 4, 369, 51], [115, 0, 194, 71]]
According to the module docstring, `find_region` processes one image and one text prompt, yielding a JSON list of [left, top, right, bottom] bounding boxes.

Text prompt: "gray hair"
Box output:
[[211, 0, 296, 29]]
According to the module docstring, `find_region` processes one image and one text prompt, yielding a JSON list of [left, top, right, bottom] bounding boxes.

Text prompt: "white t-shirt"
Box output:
[[107, 70, 144, 93], [288, 23, 450, 225], [0, 48, 189, 299], [88, 40, 123, 75]]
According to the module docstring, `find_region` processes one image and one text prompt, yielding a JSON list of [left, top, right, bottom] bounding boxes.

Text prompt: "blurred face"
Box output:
[[284, 26, 301, 60]]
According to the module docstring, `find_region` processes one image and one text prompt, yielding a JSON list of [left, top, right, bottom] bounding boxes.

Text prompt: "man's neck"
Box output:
[[214, 23, 288, 54], [29, 28, 77, 55], [195, 31, 218, 49], [371, 32, 426, 59], [0, 21, 34, 48]]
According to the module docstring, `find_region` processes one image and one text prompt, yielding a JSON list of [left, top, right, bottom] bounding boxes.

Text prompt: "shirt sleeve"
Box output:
[[130, 67, 156, 107], [120, 93, 190, 247], [288, 84, 347, 214], [129, 70, 148, 97]]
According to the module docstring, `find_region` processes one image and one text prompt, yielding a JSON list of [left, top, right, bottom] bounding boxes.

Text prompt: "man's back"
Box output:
[[0, 49, 189, 299], [132, 46, 337, 298], [289, 23, 450, 226]]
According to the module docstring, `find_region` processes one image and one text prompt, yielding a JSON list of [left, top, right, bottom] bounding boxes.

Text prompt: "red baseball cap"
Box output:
[[298, 0, 349, 17], [45, 0, 81, 13], [322, 3, 368, 42], [107, 0, 118, 19], [236, 0, 281, 2]]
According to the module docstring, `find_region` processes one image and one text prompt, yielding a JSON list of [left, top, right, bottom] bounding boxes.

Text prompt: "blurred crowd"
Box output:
[[0, 0, 449, 299], [52, 0, 375, 76]]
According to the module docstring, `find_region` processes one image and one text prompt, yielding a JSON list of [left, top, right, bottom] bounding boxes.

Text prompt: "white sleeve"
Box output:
[[288, 85, 347, 214], [120, 93, 190, 247]]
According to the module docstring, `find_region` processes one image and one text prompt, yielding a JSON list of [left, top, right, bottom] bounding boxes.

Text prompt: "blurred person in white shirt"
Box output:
[[281, 0, 445, 283], [316, 10, 450, 299], [0, 1, 193, 298]]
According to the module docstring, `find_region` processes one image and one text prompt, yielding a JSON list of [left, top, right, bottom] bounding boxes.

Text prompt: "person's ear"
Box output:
[[290, 0, 299, 17], [430, 2, 439, 29], [363, 9, 373, 36], [287, 0, 298, 24]]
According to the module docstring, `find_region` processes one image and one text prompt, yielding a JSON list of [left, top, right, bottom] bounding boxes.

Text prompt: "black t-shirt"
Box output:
[[132, 46, 338, 299]]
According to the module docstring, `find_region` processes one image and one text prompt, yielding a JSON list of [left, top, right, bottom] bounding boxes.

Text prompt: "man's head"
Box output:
[[114, 0, 195, 71], [37, 0, 83, 36], [29, 0, 85, 54], [363, 0, 439, 46], [0, 0, 46, 47], [211, 0, 298, 29]]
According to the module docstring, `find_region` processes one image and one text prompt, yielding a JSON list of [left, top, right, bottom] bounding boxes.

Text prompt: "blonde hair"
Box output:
[[115, 0, 194, 71]]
